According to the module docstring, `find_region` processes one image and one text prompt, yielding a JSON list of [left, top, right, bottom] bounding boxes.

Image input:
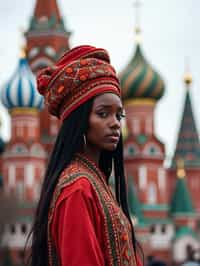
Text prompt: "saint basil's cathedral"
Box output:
[[0, 0, 200, 265]]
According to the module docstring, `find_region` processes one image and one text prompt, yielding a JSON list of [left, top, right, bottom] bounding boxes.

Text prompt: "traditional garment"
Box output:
[[37, 45, 121, 121], [48, 153, 138, 266]]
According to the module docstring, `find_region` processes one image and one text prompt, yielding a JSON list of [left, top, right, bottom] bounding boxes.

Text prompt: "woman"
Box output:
[[29, 45, 142, 266]]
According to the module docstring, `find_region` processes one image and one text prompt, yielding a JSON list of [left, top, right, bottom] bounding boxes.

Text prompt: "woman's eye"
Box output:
[[116, 113, 125, 121], [116, 113, 126, 121], [98, 112, 108, 118]]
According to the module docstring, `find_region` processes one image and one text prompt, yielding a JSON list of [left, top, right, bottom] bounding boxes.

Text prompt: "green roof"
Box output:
[[171, 90, 200, 168], [127, 177, 144, 223], [142, 204, 169, 211], [170, 177, 195, 216], [173, 226, 197, 241]]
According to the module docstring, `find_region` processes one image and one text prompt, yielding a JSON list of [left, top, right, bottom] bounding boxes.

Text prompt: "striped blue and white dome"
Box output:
[[1, 57, 43, 110]]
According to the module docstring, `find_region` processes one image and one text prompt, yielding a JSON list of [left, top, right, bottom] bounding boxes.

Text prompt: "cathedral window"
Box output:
[[16, 126, 23, 138], [158, 168, 166, 190], [132, 118, 140, 135], [29, 47, 40, 59], [21, 224, 27, 234], [129, 146, 136, 155], [16, 181, 24, 200], [11, 144, 28, 155], [161, 224, 166, 234], [143, 144, 162, 157], [147, 182, 157, 204], [8, 165, 16, 188], [30, 144, 46, 158], [45, 46, 56, 57], [10, 224, 15, 234], [150, 224, 156, 234], [25, 164, 34, 187], [124, 144, 139, 157], [138, 165, 147, 189]]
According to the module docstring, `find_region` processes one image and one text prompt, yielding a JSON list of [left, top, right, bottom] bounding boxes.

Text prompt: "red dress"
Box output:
[[48, 153, 139, 266]]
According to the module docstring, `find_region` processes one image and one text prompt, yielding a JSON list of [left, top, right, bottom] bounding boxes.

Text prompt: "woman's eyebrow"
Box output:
[[95, 104, 123, 110]]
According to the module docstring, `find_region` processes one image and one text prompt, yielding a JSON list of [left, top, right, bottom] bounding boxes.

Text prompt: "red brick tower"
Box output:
[[0, 50, 47, 264], [168, 72, 200, 212], [25, 0, 71, 153], [119, 12, 170, 261]]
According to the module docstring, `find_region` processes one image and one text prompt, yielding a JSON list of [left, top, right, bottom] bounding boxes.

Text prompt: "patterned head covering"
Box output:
[[37, 45, 121, 121]]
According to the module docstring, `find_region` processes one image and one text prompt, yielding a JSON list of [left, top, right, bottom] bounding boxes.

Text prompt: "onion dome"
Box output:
[[120, 44, 165, 101], [1, 51, 43, 110]]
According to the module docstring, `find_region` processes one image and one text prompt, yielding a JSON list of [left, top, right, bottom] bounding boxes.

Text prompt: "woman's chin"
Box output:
[[103, 143, 118, 151]]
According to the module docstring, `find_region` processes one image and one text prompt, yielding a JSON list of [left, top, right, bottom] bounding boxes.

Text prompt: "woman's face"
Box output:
[[86, 93, 124, 152]]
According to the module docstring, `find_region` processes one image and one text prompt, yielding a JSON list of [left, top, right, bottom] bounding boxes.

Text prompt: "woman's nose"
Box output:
[[109, 115, 121, 128]]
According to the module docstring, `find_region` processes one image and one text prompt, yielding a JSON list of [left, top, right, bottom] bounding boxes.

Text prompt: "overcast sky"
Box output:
[[0, 0, 200, 162]]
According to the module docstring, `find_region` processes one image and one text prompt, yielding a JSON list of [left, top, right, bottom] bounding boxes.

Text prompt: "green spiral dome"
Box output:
[[119, 44, 165, 101]]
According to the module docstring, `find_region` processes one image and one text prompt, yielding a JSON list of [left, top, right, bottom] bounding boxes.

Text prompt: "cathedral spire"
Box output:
[[33, 0, 62, 21], [27, 0, 71, 42], [172, 68, 200, 168], [26, 0, 71, 72]]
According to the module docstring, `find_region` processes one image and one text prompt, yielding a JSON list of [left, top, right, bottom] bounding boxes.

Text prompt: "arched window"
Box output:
[[148, 183, 157, 204], [138, 165, 147, 189], [143, 143, 162, 157], [150, 224, 156, 234], [10, 224, 15, 234], [21, 224, 27, 234], [28, 47, 40, 59], [44, 46, 56, 57]]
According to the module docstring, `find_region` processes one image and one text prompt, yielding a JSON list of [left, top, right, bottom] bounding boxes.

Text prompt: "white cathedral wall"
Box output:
[[150, 224, 174, 249], [173, 236, 200, 262], [1, 223, 32, 248]]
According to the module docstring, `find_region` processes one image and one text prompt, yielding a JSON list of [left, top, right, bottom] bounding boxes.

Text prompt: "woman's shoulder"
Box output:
[[54, 176, 100, 215], [55, 159, 97, 205], [60, 157, 91, 180]]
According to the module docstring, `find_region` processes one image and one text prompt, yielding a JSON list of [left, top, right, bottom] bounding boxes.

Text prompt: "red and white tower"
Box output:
[[0, 50, 47, 264], [119, 13, 170, 261], [168, 72, 200, 212], [25, 0, 72, 153]]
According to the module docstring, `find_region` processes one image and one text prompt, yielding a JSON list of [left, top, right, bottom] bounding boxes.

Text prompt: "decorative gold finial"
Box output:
[[176, 158, 186, 179], [133, 0, 142, 44], [20, 45, 27, 59], [183, 57, 192, 86], [19, 27, 27, 59]]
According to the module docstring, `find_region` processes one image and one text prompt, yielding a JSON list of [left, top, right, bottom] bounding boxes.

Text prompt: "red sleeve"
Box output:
[[51, 179, 105, 266]]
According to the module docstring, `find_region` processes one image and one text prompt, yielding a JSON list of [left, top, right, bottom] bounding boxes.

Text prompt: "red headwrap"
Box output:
[[37, 45, 121, 121]]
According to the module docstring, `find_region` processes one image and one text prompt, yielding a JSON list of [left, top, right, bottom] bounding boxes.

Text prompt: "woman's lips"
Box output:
[[105, 135, 120, 143]]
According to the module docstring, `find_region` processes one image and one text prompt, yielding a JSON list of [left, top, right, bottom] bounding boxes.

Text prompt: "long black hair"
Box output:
[[27, 97, 141, 266]]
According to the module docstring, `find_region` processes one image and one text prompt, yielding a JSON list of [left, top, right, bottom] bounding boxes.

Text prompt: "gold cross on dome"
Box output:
[[133, 0, 142, 31]]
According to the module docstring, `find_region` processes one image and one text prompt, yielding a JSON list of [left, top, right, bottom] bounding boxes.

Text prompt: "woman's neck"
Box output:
[[82, 145, 100, 166]]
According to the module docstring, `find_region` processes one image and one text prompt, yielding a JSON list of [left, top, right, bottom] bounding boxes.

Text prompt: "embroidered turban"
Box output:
[[37, 45, 121, 121]]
